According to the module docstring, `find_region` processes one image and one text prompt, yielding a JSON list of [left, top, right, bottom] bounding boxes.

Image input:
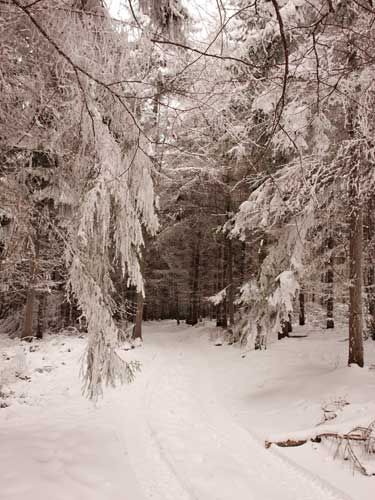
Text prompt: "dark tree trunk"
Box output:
[[326, 235, 335, 329], [240, 241, 246, 282], [191, 239, 200, 325], [37, 292, 46, 339], [299, 291, 305, 326], [216, 242, 227, 328], [319, 274, 325, 307], [188, 234, 200, 326], [215, 244, 222, 327], [22, 285, 36, 339], [61, 299, 69, 328], [366, 197, 375, 339], [174, 282, 180, 325], [132, 291, 144, 339], [348, 202, 364, 366], [326, 286, 334, 328], [346, 48, 364, 365], [224, 174, 234, 327], [226, 236, 234, 326], [222, 242, 228, 328], [22, 241, 39, 339], [133, 250, 145, 340], [368, 266, 375, 340]]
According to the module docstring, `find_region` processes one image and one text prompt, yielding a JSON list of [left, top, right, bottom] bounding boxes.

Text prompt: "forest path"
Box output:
[[2, 320, 373, 500], [109, 321, 352, 500]]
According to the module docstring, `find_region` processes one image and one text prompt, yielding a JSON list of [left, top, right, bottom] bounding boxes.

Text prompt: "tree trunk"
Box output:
[[222, 241, 228, 328], [22, 242, 38, 339], [132, 250, 145, 340], [188, 234, 200, 326], [326, 277, 334, 328], [326, 235, 335, 329], [367, 266, 375, 340], [174, 282, 180, 325], [348, 203, 364, 366], [22, 285, 36, 339], [215, 243, 221, 327], [191, 237, 200, 325], [299, 291, 305, 326], [366, 197, 375, 339], [225, 172, 234, 327], [133, 291, 144, 340], [37, 292, 47, 339], [227, 236, 234, 326], [216, 242, 227, 328], [347, 46, 363, 365], [240, 241, 246, 282], [187, 241, 194, 325]]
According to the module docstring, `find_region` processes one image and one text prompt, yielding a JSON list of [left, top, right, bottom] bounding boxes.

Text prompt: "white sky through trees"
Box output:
[[107, 0, 218, 40]]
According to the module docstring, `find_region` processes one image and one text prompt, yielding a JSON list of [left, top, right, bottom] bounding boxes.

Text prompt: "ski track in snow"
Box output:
[[1, 321, 374, 500], [119, 327, 352, 500]]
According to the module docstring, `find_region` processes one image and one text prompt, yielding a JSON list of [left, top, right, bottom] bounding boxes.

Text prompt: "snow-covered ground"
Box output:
[[1, 320, 374, 500]]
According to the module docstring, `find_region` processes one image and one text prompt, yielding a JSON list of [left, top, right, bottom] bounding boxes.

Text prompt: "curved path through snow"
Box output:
[[107, 322, 353, 500]]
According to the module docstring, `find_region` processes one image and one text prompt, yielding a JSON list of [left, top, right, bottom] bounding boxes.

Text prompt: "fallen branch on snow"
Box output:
[[265, 420, 375, 476]]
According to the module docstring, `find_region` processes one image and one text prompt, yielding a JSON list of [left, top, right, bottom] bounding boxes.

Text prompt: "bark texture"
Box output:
[[348, 204, 364, 366]]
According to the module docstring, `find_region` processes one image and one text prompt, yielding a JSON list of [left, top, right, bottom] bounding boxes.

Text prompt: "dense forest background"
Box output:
[[1, 0, 375, 398]]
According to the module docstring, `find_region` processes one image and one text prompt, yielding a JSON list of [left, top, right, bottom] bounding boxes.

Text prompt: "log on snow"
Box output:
[[265, 433, 368, 449]]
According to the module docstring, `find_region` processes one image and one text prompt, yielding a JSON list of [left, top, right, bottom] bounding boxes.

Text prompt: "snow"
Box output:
[[1, 320, 374, 500], [207, 287, 227, 306], [269, 269, 299, 312]]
